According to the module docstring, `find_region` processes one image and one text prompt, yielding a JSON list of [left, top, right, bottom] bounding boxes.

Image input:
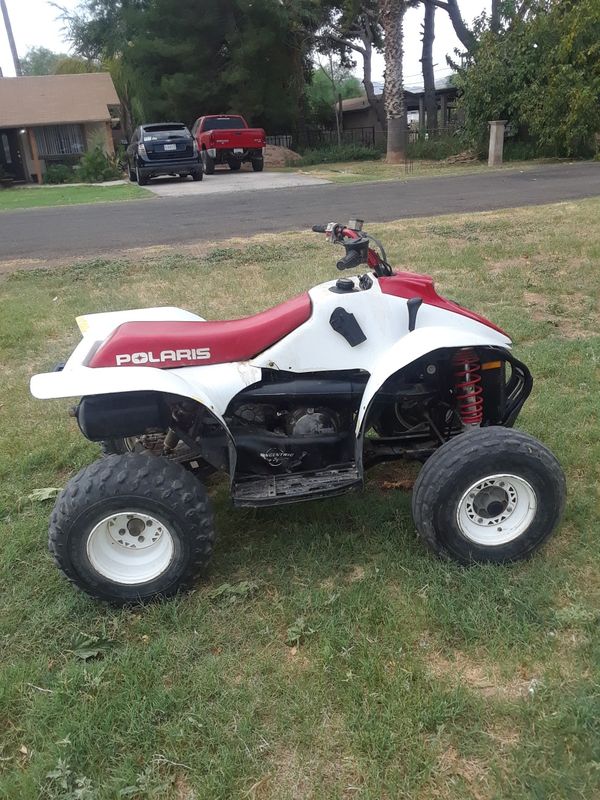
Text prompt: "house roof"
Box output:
[[0, 73, 119, 128], [340, 78, 458, 113]]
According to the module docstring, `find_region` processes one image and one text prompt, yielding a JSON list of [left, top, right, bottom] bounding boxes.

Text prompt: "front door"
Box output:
[[0, 129, 26, 182]]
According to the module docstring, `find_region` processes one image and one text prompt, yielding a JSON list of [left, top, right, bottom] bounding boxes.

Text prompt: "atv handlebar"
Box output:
[[311, 220, 393, 276]]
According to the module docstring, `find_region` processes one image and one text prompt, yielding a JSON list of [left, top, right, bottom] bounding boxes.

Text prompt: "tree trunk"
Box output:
[[359, 20, 386, 131], [380, 0, 407, 163], [434, 0, 477, 53], [491, 0, 501, 33], [290, 43, 309, 149], [421, 0, 437, 133]]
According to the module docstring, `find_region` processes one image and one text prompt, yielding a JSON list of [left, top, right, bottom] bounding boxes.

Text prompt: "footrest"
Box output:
[[232, 464, 361, 507]]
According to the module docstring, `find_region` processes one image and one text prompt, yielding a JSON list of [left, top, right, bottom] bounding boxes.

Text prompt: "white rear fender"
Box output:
[[30, 366, 227, 424], [355, 325, 512, 434]]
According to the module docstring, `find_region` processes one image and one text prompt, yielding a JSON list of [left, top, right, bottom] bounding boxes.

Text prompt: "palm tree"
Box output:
[[379, 0, 416, 162]]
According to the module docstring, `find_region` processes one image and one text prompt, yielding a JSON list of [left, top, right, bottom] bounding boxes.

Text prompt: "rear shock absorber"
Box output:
[[452, 348, 484, 426]]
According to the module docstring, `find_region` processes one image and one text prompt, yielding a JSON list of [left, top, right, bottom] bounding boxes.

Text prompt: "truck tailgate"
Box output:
[[212, 129, 265, 149]]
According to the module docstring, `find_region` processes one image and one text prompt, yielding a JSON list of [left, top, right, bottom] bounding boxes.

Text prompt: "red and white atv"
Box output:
[[31, 220, 566, 604]]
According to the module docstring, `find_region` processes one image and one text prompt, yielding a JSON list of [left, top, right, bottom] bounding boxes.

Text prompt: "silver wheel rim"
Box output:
[[86, 511, 175, 584], [456, 473, 537, 546]]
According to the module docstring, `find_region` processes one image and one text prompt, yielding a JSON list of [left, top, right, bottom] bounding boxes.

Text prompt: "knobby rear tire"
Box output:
[[49, 454, 215, 604]]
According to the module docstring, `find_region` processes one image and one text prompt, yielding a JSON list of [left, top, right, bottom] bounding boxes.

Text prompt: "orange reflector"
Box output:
[[481, 360, 502, 370]]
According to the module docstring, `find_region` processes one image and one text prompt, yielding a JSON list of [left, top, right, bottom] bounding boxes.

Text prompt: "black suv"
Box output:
[[126, 123, 202, 185]]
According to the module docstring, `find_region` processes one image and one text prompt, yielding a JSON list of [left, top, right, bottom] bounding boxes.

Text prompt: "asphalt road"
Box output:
[[2, 162, 599, 264]]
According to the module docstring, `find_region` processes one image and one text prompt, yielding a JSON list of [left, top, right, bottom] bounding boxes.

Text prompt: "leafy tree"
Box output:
[[456, 0, 600, 156], [21, 46, 68, 75], [307, 61, 361, 127], [54, 56, 101, 73], [60, 0, 332, 138], [320, 1, 386, 129]]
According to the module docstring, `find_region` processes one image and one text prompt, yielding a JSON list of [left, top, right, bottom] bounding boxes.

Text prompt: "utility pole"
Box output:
[[1, 0, 22, 76]]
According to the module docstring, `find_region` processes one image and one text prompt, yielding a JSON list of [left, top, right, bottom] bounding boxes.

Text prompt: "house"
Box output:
[[0, 72, 120, 183], [339, 78, 459, 135]]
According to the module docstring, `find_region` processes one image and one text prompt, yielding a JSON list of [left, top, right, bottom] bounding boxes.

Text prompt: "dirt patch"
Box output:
[[431, 745, 490, 800], [264, 145, 301, 167], [174, 775, 196, 800], [262, 745, 360, 799], [368, 461, 419, 492], [426, 648, 537, 701], [521, 290, 598, 339], [345, 565, 366, 583], [284, 645, 312, 671], [482, 724, 520, 749], [487, 257, 532, 275]]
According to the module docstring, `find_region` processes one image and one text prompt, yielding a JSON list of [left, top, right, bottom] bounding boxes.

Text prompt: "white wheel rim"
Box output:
[[456, 473, 537, 546], [86, 511, 175, 585]]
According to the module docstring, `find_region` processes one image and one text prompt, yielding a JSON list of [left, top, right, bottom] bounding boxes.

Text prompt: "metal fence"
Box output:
[[305, 126, 376, 149], [407, 125, 460, 144], [266, 126, 379, 152], [266, 134, 293, 149], [267, 125, 460, 153]]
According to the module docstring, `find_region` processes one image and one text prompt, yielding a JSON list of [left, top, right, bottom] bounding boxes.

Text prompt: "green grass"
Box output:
[[285, 158, 550, 184], [1, 200, 600, 798], [0, 183, 150, 212]]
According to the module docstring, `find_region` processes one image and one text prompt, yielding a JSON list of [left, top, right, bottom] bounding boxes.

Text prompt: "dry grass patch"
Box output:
[[258, 712, 362, 800], [428, 743, 490, 800], [425, 648, 539, 701]]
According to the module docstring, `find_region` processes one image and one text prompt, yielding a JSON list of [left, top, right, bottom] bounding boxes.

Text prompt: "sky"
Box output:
[[0, 0, 491, 86]]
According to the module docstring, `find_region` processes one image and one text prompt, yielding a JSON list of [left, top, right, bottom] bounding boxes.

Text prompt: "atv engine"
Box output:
[[285, 407, 338, 436], [225, 372, 363, 476]]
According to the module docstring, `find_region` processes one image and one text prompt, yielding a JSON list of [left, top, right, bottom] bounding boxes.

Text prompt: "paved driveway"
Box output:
[[143, 168, 329, 196]]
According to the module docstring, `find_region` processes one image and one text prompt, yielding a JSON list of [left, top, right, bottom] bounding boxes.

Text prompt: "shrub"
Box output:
[[503, 139, 560, 161], [407, 135, 467, 161], [296, 144, 381, 166], [77, 137, 122, 183], [44, 164, 76, 184]]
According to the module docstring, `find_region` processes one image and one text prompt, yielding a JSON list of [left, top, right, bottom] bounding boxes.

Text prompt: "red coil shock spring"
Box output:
[[452, 348, 484, 425]]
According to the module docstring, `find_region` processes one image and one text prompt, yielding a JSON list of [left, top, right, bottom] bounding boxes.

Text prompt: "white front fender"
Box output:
[[355, 325, 512, 434], [30, 366, 228, 426]]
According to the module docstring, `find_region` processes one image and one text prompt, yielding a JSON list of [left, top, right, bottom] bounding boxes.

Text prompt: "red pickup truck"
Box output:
[[191, 115, 266, 174]]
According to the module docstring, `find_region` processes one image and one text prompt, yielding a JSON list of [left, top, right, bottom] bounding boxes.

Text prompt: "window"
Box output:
[[201, 117, 245, 131], [34, 125, 85, 157], [1, 134, 12, 164], [141, 124, 190, 141]]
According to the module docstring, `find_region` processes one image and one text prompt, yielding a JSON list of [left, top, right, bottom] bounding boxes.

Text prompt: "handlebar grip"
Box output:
[[311, 224, 327, 233], [336, 249, 364, 271]]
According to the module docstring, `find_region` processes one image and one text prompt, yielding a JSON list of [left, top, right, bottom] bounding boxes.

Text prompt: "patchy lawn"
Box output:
[[286, 158, 549, 184], [0, 199, 599, 799], [0, 183, 150, 212]]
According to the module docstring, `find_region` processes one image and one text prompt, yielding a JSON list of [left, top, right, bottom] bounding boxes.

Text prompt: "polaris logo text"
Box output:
[[115, 348, 211, 366]]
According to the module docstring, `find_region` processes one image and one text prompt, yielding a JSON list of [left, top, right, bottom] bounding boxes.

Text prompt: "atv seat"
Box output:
[[88, 293, 312, 369]]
